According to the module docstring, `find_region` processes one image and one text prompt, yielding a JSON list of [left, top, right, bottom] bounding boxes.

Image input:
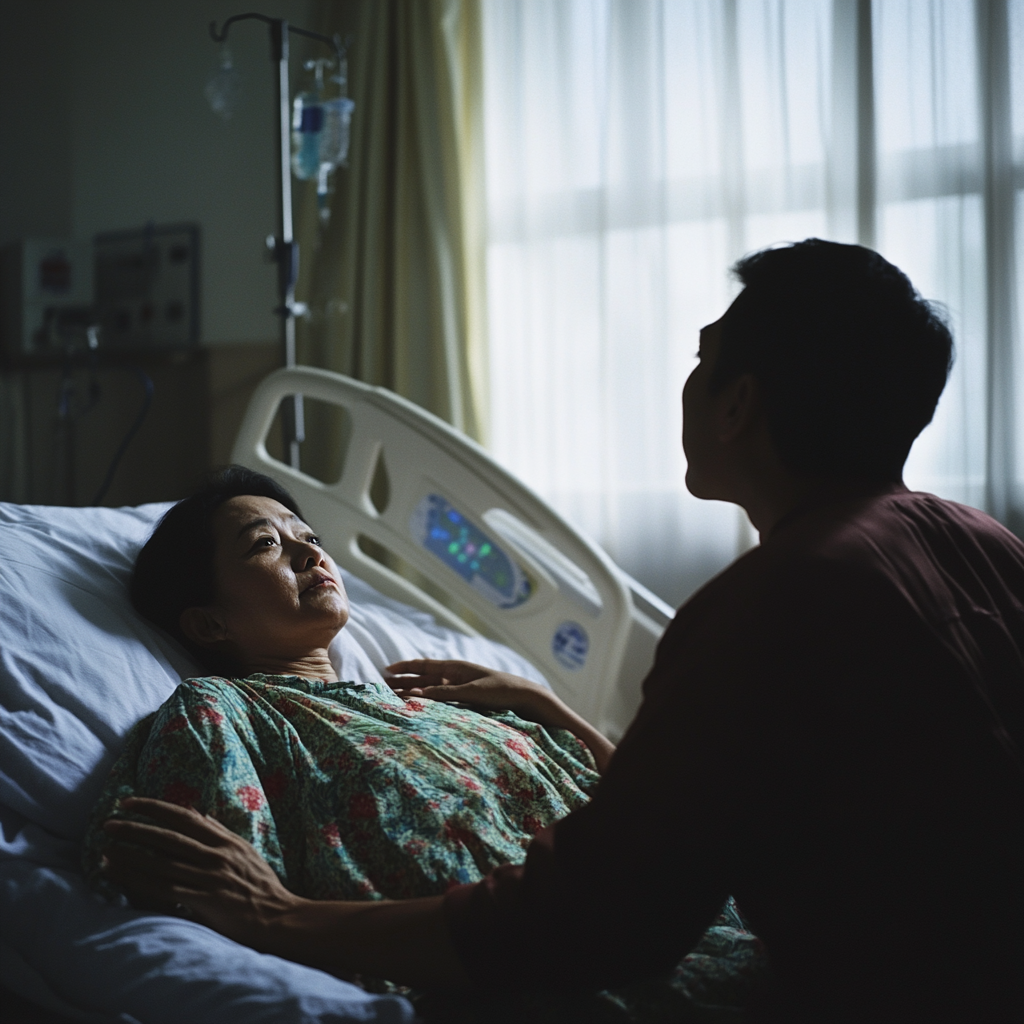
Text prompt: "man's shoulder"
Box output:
[[889, 490, 1024, 554], [671, 488, 1024, 640], [766, 488, 1023, 573], [663, 545, 809, 657]]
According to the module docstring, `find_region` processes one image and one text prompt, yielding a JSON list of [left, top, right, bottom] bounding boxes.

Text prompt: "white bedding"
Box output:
[[0, 500, 547, 1022]]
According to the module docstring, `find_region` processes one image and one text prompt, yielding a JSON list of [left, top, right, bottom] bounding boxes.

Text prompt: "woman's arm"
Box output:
[[102, 798, 469, 989], [387, 660, 616, 773]]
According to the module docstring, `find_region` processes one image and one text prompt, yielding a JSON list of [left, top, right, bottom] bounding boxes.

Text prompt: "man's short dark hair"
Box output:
[[711, 239, 954, 479], [131, 466, 302, 669]]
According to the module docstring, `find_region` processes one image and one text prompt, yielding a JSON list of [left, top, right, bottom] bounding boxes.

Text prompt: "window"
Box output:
[[482, 0, 1022, 606]]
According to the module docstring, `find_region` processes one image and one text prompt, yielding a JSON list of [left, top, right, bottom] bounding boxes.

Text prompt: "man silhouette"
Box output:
[[105, 241, 1024, 1023]]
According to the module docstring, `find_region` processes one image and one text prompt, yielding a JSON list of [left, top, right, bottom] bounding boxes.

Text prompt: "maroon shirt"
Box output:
[[444, 486, 1024, 1021]]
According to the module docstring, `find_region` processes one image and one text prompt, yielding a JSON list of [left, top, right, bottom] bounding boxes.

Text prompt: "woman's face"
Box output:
[[192, 495, 350, 665]]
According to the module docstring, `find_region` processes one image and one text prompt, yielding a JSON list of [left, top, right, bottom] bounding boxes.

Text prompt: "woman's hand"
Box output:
[[387, 659, 553, 720], [102, 797, 303, 947], [387, 659, 616, 773]]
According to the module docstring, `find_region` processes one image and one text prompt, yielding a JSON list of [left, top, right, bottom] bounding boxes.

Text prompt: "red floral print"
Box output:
[[236, 785, 264, 811]]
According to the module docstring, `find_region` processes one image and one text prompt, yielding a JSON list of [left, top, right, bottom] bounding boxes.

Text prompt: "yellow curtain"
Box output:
[[295, 0, 488, 447]]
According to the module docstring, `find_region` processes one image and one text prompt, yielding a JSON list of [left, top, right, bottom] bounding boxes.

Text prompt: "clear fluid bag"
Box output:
[[291, 93, 355, 183]]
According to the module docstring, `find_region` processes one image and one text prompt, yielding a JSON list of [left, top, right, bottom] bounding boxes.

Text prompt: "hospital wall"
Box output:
[[0, 0, 316, 505]]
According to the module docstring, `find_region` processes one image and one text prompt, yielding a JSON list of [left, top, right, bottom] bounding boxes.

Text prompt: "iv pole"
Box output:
[[210, 14, 342, 469]]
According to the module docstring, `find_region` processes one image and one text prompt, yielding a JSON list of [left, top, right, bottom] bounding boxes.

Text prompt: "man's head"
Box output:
[[683, 239, 953, 502], [131, 466, 348, 674]]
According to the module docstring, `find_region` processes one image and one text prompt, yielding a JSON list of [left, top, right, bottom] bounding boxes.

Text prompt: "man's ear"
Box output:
[[716, 372, 762, 443], [179, 607, 229, 648]]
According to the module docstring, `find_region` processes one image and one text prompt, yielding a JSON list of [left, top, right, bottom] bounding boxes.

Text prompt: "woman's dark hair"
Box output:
[[131, 466, 303, 669], [711, 239, 954, 479]]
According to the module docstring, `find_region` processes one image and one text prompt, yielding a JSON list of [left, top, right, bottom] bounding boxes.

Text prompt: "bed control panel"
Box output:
[[409, 494, 533, 609], [482, 508, 603, 617]]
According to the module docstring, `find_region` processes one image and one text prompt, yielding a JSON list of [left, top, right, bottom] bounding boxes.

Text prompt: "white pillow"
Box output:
[[0, 502, 194, 859]]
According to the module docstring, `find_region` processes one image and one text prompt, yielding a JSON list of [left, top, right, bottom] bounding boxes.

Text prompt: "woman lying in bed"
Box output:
[[87, 468, 763, 1018], [84, 467, 614, 904]]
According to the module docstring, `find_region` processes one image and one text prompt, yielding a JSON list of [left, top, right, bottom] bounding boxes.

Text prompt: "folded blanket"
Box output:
[[83, 674, 599, 899]]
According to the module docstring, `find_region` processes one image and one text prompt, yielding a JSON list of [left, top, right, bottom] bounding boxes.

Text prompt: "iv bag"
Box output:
[[320, 97, 355, 169], [291, 94, 355, 183], [205, 49, 242, 120]]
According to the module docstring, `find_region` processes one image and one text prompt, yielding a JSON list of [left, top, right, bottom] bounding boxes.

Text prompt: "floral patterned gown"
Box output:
[[83, 674, 599, 900], [83, 674, 767, 1020]]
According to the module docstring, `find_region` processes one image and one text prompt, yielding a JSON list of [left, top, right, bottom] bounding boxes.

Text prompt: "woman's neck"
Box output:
[[242, 649, 339, 682]]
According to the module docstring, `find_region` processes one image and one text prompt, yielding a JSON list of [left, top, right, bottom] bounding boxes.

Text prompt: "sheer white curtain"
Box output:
[[481, 0, 1023, 608]]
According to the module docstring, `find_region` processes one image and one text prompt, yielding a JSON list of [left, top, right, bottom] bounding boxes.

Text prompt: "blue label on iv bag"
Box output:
[[552, 621, 588, 670], [300, 104, 324, 132]]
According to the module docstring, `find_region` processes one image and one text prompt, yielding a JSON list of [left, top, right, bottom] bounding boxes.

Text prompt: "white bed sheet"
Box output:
[[0, 500, 548, 1022]]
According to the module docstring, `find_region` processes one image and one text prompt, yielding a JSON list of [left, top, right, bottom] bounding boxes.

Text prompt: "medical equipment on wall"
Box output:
[[0, 229, 194, 503], [1, 227, 199, 362], [94, 223, 200, 351], [207, 14, 353, 470], [0, 239, 93, 360]]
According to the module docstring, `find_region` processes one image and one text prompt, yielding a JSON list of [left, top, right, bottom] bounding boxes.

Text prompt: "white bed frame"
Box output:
[[233, 368, 674, 741]]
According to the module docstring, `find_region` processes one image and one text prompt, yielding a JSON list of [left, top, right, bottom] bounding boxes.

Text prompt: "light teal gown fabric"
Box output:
[[83, 674, 599, 899]]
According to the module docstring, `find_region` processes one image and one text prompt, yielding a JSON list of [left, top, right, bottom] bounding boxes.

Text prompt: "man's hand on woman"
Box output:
[[102, 797, 302, 940], [387, 659, 616, 773], [101, 797, 467, 989]]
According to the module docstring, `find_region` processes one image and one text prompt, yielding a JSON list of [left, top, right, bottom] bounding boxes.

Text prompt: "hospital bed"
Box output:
[[0, 368, 673, 1023]]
